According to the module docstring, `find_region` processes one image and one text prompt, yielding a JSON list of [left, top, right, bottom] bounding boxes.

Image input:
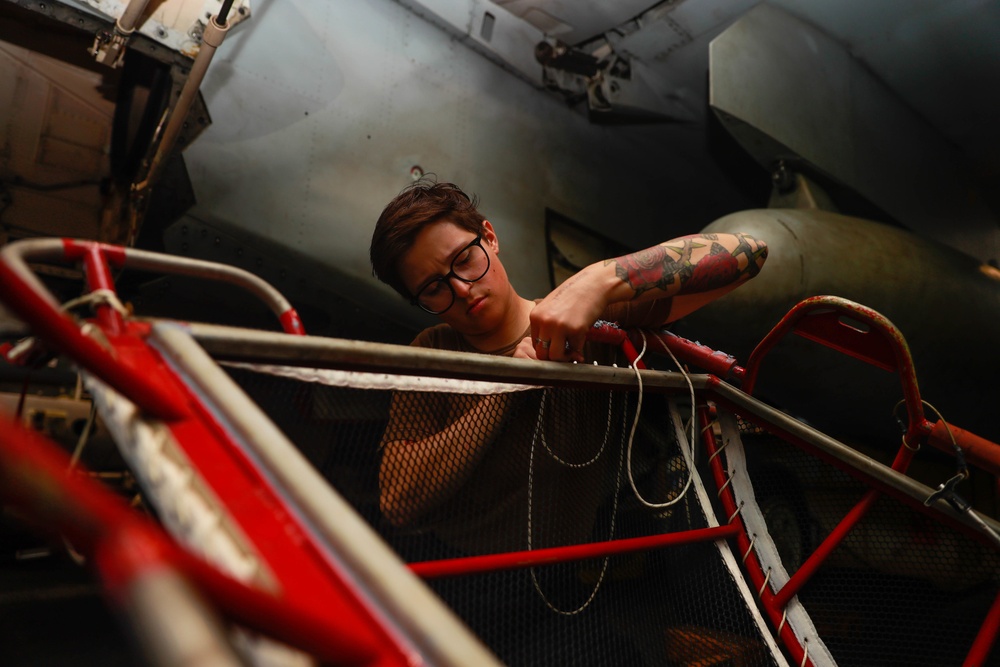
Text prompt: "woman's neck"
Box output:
[[463, 295, 535, 353]]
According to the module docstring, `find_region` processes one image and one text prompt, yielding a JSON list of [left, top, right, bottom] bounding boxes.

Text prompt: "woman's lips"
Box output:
[[466, 295, 487, 315]]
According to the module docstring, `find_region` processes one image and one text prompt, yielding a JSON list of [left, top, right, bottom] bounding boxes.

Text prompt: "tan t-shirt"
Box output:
[[380, 297, 673, 555]]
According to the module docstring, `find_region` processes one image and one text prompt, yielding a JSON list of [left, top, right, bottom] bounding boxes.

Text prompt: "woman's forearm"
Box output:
[[378, 393, 512, 526]]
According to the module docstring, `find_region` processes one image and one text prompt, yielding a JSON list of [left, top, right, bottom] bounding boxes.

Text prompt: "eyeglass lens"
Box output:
[[416, 238, 489, 313]]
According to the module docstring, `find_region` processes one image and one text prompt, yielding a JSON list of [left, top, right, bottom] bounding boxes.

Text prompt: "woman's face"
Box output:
[[398, 219, 513, 338]]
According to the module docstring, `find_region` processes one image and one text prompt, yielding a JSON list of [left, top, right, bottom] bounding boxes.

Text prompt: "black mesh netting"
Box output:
[[224, 365, 781, 667], [737, 429, 1000, 667]]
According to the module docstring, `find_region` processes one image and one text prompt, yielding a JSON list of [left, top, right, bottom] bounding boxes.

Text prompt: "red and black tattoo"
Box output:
[[612, 233, 766, 297], [732, 232, 767, 278]]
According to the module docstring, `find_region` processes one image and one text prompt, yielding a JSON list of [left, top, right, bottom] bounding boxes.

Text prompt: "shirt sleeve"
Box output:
[[381, 325, 460, 446]]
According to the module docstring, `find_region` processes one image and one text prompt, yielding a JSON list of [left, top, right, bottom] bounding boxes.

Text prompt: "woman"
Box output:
[[369, 180, 767, 548]]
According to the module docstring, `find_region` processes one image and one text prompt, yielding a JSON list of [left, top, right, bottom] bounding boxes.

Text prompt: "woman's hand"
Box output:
[[529, 264, 610, 362], [513, 336, 539, 360]]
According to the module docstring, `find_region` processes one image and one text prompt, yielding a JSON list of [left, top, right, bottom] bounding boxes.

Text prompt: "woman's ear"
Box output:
[[482, 220, 499, 253]]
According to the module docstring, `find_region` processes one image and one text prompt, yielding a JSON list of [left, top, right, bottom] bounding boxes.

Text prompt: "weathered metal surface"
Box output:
[[71, 0, 251, 58], [709, 3, 999, 262]]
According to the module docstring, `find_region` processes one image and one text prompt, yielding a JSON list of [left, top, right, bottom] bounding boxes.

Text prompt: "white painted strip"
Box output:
[[221, 361, 539, 394], [676, 402, 792, 667], [721, 410, 836, 667]]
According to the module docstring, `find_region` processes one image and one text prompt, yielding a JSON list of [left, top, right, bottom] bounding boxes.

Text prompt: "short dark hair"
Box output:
[[370, 179, 485, 299]]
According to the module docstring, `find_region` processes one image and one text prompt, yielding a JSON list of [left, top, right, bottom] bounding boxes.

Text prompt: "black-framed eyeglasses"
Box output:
[[411, 234, 490, 314]]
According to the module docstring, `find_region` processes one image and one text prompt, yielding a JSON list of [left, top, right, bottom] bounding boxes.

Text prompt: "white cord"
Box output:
[[625, 330, 698, 509], [536, 389, 614, 468], [527, 389, 627, 615], [525, 330, 701, 612], [68, 400, 98, 470], [61, 288, 130, 318], [64, 397, 98, 565]]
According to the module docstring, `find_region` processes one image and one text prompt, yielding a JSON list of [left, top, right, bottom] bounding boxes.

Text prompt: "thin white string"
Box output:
[[63, 398, 98, 566], [68, 400, 98, 470], [625, 330, 698, 509], [537, 389, 614, 468], [61, 288, 130, 318], [525, 330, 702, 613], [527, 390, 627, 615]]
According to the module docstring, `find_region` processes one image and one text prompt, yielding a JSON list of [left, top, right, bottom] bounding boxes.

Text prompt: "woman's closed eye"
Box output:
[[422, 280, 446, 297]]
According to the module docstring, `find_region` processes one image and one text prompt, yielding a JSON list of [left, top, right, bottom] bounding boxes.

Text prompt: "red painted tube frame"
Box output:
[[0, 259, 189, 421], [409, 524, 740, 579], [604, 305, 996, 664], [927, 420, 1000, 476], [742, 295, 926, 443], [589, 322, 741, 378], [712, 297, 931, 662], [966, 589, 1000, 667], [0, 237, 313, 418], [639, 330, 745, 381], [60, 238, 307, 336], [698, 406, 813, 667], [701, 296, 1000, 665], [0, 415, 377, 667], [78, 242, 125, 336], [1, 240, 425, 666], [771, 436, 918, 609]]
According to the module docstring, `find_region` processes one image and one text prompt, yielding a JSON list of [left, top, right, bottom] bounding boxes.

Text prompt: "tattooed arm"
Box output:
[[530, 233, 767, 361]]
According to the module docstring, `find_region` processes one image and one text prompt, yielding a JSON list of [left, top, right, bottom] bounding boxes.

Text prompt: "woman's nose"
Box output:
[[450, 276, 473, 298]]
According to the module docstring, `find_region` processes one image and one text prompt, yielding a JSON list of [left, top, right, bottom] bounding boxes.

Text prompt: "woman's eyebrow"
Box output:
[[416, 237, 473, 289]]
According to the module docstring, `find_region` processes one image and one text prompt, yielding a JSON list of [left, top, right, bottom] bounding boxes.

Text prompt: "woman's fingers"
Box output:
[[515, 336, 538, 360], [531, 331, 586, 363]]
